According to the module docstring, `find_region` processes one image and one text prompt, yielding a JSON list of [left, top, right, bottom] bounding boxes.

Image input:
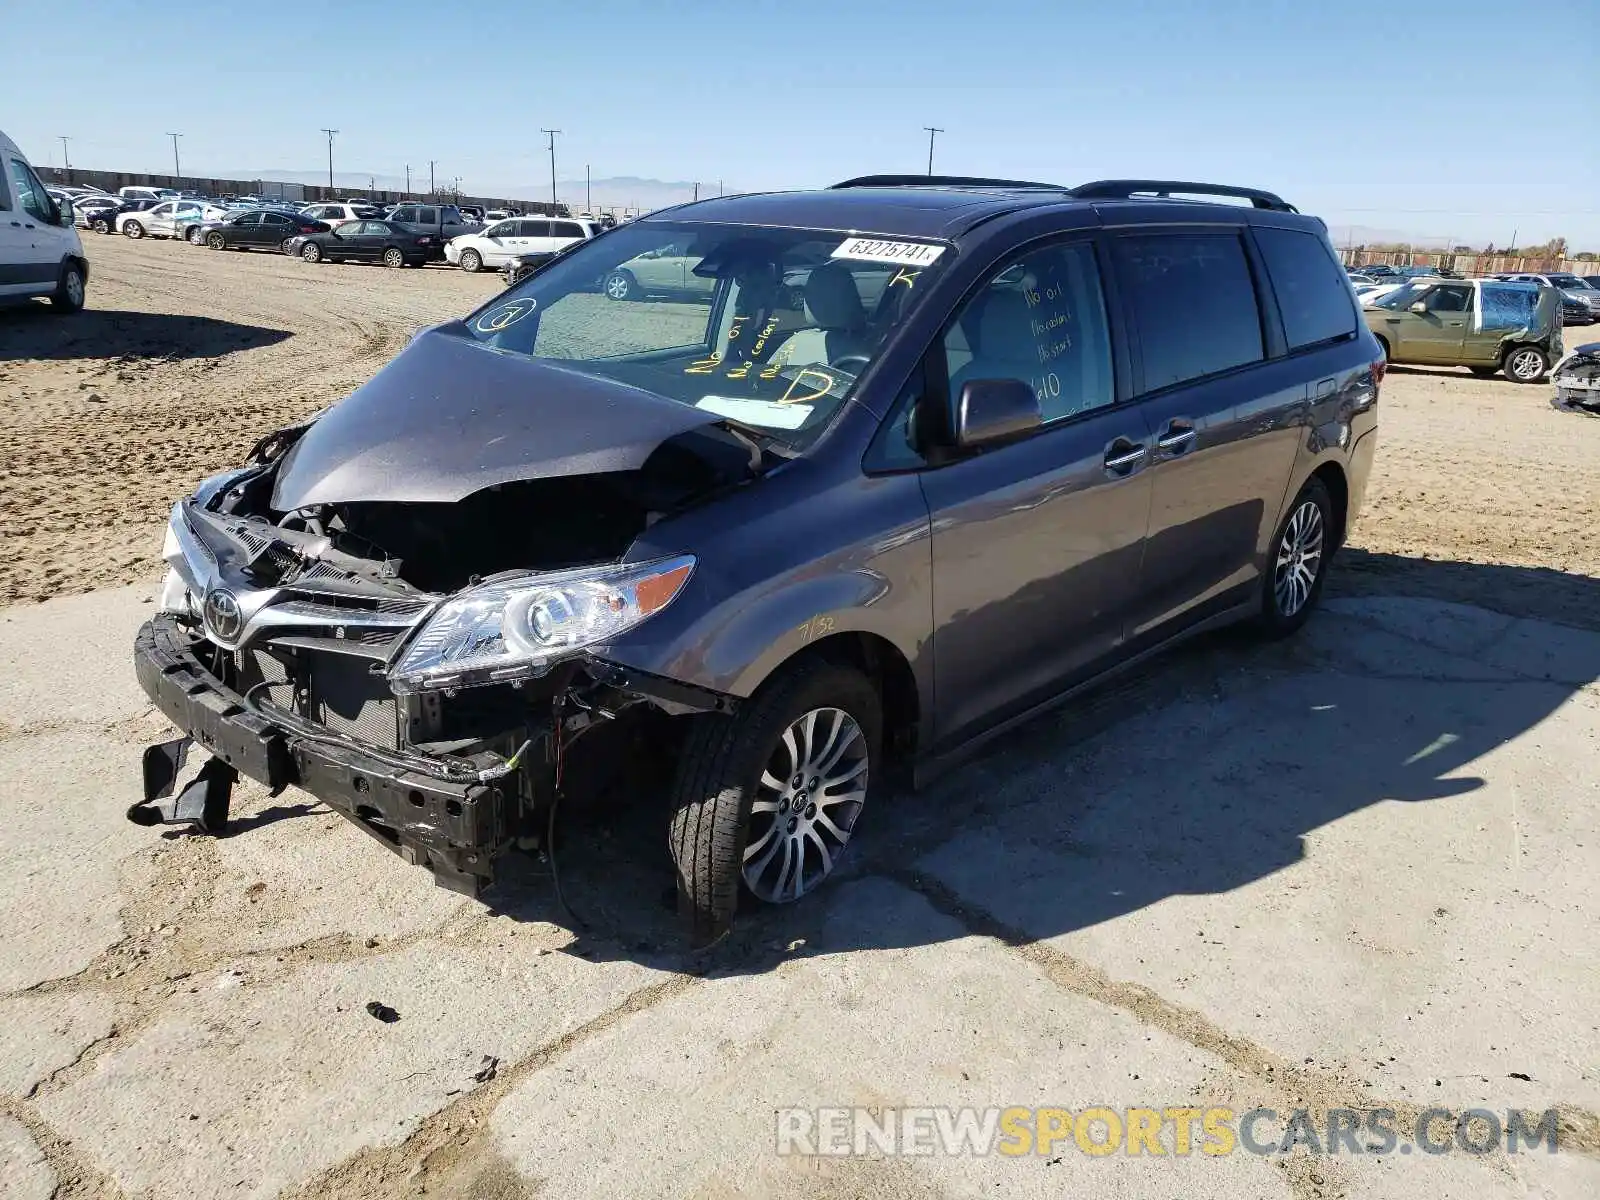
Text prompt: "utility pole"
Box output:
[[585, 163, 590, 214], [405, 164, 411, 194], [58, 136, 71, 178], [718, 179, 723, 196], [320, 129, 337, 191], [428, 161, 435, 195], [541, 129, 560, 207], [165, 132, 182, 181], [693, 181, 699, 201], [923, 126, 943, 175]]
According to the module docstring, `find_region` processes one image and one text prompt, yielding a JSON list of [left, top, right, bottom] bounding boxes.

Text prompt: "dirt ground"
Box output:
[[2, 234, 1597, 618]]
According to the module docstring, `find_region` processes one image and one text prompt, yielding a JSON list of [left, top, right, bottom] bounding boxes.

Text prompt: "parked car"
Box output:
[[70, 193, 122, 229], [173, 204, 238, 243], [601, 239, 721, 300], [459, 205, 486, 223], [117, 199, 223, 240], [387, 203, 483, 256], [484, 208, 518, 222], [1350, 263, 1402, 279], [118, 185, 179, 203], [0, 127, 88, 312], [1365, 277, 1562, 381], [445, 217, 597, 272], [1551, 340, 1600, 412], [1502, 273, 1600, 324], [196, 210, 332, 253], [286, 219, 435, 266], [130, 174, 1379, 943], [299, 201, 382, 227], [1582, 275, 1600, 291], [83, 196, 157, 234]]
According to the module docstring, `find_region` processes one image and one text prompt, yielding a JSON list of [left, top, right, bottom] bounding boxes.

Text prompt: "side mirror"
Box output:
[[956, 378, 1042, 449], [1409, 301, 1428, 315], [55, 199, 74, 227]]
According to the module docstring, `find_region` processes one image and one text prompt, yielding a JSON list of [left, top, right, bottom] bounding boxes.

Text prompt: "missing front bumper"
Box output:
[[133, 616, 522, 896]]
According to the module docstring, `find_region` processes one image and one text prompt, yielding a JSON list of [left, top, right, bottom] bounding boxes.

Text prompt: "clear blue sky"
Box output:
[[5, 0, 1596, 247]]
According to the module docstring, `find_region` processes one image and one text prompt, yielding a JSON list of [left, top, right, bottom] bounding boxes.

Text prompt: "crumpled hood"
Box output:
[[270, 323, 721, 510]]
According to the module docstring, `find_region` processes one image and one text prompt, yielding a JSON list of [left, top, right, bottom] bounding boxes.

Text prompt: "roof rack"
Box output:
[[1068, 179, 1297, 213], [830, 174, 1067, 191]]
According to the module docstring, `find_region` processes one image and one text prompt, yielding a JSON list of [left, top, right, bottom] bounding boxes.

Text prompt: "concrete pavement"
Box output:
[[0, 582, 1595, 1199]]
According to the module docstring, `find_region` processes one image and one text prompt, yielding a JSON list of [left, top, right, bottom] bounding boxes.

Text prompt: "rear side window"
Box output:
[[1112, 232, 1264, 392], [551, 221, 584, 238], [418, 207, 438, 223], [521, 220, 551, 238], [1255, 227, 1358, 350]]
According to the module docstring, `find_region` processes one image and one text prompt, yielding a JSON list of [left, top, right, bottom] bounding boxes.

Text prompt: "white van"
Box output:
[[0, 129, 88, 312], [118, 185, 178, 203]]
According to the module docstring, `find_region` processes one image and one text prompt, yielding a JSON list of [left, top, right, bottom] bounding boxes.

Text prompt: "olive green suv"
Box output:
[[1363, 277, 1562, 382]]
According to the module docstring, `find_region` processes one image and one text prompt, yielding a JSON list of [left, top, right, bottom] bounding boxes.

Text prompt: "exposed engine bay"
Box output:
[[1553, 342, 1600, 415], [131, 406, 762, 897]]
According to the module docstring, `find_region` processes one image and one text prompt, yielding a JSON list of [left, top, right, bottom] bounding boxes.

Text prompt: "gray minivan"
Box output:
[[131, 176, 1380, 943]]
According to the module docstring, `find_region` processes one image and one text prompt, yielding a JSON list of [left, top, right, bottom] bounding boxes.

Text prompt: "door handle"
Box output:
[[1155, 420, 1197, 454], [1103, 439, 1147, 474]]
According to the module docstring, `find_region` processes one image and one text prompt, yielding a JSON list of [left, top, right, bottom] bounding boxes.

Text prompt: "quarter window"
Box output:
[[1112, 232, 1264, 392], [1423, 285, 1472, 313], [520, 220, 551, 238], [942, 240, 1114, 423], [1254, 226, 1358, 350], [551, 221, 584, 238]]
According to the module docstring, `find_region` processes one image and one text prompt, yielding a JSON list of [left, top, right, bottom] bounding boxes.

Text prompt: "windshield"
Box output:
[[1369, 283, 1426, 309], [1546, 274, 1585, 289], [464, 222, 949, 449]]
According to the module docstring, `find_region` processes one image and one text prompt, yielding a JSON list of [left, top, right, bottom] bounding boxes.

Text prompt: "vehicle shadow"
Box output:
[[476, 552, 1599, 968], [0, 308, 292, 363]]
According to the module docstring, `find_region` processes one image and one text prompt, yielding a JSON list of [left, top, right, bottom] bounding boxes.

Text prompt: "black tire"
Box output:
[[123, 220, 145, 239], [459, 247, 482, 273], [50, 262, 86, 314], [383, 247, 405, 268], [604, 269, 641, 301], [206, 232, 225, 250], [1502, 345, 1548, 384], [668, 658, 881, 947], [90, 217, 110, 235], [1257, 476, 1334, 638], [302, 242, 322, 263]]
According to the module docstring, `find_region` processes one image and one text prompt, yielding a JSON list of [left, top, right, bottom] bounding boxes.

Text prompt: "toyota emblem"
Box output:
[[203, 588, 243, 644]]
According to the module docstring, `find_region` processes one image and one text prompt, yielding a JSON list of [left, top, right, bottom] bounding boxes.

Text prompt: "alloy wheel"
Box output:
[[384, 248, 404, 268], [606, 272, 632, 300], [1273, 499, 1324, 618], [1508, 349, 1543, 381], [741, 707, 869, 903]]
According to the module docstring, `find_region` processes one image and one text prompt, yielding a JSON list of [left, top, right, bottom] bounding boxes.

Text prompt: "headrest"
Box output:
[[804, 263, 867, 331]]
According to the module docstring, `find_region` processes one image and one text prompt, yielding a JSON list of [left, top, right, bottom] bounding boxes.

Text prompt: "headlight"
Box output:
[[387, 555, 695, 694]]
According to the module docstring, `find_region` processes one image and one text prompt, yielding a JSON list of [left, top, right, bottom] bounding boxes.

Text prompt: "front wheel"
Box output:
[[604, 269, 640, 301], [206, 232, 225, 250], [301, 242, 322, 263], [1257, 476, 1333, 637], [459, 248, 482, 273], [1502, 346, 1548, 384], [383, 247, 405, 268], [669, 659, 880, 946], [90, 217, 111, 234], [51, 262, 86, 313], [123, 220, 145, 239]]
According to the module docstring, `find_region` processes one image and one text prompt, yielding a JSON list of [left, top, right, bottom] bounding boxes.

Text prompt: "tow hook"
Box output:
[[127, 737, 237, 835]]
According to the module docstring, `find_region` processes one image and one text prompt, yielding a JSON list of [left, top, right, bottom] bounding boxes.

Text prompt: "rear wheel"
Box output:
[[605, 269, 641, 301], [280, 238, 295, 254], [669, 659, 880, 946], [50, 262, 86, 313], [383, 247, 405, 268], [301, 242, 322, 263], [459, 247, 482, 273], [186, 225, 204, 244], [1502, 345, 1548, 384], [1257, 477, 1333, 637], [123, 220, 145, 239]]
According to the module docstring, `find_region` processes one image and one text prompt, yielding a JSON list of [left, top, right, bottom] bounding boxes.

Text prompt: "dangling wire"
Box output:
[[546, 695, 584, 929]]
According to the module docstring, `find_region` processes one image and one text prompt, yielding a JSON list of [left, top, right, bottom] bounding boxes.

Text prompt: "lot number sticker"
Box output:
[[830, 238, 946, 268]]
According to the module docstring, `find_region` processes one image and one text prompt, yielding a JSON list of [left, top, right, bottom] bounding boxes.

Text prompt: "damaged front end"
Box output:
[[1553, 342, 1600, 413], [131, 329, 760, 895]]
